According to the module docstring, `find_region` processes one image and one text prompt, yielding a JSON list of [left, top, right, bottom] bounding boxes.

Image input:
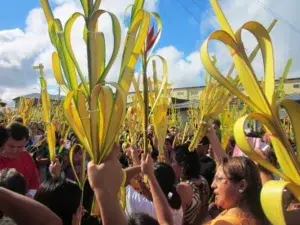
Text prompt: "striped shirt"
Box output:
[[183, 176, 210, 225]]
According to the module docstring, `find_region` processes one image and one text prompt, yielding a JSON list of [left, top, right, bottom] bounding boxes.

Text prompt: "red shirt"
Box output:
[[0, 151, 40, 190]]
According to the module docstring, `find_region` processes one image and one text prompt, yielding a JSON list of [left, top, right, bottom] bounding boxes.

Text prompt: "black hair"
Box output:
[[128, 213, 159, 225], [213, 119, 221, 128], [119, 151, 129, 168], [7, 122, 29, 141], [154, 162, 181, 210], [165, 135, 174, 145], [174, 143, 200, 180], [12, 116, 23, 124], [0, 126, 9, 148], [34, 178, 82, 225], [0, 168, 26, 195], [200, 136, 210, 146]]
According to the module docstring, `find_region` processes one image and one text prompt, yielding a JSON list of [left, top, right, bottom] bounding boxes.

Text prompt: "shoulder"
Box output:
[[176, 182, 192, 193], [211, 213, 260, 225], [210, 215, 241, 225], [19, 151, 36, 166], [177, 182, 194, 204], [19, 151, 34, 160], [126, 185, 151, 203]]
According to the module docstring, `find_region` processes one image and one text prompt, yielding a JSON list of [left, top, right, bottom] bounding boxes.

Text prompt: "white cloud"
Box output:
[[0, 0, 158, 106], [152, 46, 202, 88], [200, 0, 300, 79]]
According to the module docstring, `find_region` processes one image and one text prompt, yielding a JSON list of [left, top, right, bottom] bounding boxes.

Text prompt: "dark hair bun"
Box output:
[[168, 186, 181, 210]]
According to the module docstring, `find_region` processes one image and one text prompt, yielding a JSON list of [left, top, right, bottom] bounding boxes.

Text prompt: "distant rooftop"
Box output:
[[13, 93, 64, 101]]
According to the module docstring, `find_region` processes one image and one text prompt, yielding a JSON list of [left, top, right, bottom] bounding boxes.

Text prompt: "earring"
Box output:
[[239, 189, 243, 193]]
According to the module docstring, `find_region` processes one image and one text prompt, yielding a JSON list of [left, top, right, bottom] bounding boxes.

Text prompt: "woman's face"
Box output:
[[211, 166, 241, 209]]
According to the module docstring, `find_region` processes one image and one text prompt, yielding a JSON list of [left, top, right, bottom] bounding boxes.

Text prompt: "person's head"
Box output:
[[196, 136, 210, 157], [164, 136, 174, 152], [12, 115, 23, 124], [0, 168, 26, 195], [34, 178, 82, 225], [169, 126, 177, 136], [147, 125, 154, 136], [1, 123, 29, 158], [128, 213, 159, 225], [212, 119, 221, 130], [73, 145, 83, 165], [29, 122, 39, 135], [173, 143, 200, 180], [212, 157, 265, 220], [154, 162, 181, 210]]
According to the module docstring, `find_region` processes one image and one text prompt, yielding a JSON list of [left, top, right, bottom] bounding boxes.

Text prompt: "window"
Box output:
[[293, 84, 300, 88], [190, 91, 199, 95]]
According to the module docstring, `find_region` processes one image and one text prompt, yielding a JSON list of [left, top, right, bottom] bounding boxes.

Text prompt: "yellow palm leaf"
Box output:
[[200, 1, 300, 224]]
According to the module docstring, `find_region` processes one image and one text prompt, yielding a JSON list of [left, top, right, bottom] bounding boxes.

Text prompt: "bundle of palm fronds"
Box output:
[[148, 60, 169, 160], [219, 99, 249, 150], [189, 79, 232, 151]]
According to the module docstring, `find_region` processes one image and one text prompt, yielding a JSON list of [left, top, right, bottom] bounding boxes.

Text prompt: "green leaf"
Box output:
[[80, 0, 89, 16], [40, 0, 54, 22], [88, 10, 121, 83], [131, 0, 145, 24], [119, 10, 151, 94], [64, 12, 89, 94]]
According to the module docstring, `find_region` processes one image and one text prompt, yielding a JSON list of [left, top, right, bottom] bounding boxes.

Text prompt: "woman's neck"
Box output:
[[225, 203, 253, 217]]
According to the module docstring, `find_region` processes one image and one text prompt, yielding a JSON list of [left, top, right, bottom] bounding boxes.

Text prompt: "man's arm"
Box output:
[[94, 189, 127, 225], [125, 165, 141, 185], [0, 187, 62, 225]]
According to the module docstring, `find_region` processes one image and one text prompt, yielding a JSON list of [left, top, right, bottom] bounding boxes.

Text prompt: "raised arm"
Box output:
[[87, 143, 127, 225], [206, 125, 227, 161], [0, 187, 62, 225], [141, 154, 173, 225]]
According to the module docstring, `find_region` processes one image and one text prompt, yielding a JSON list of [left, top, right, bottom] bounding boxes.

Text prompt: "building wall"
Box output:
[[127, 78, 300, 103], [282, 78, 300, 94]]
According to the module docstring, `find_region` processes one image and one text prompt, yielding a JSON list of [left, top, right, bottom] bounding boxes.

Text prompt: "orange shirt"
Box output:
[[210, 215, 260, 225], [207, 209, 261, 225]]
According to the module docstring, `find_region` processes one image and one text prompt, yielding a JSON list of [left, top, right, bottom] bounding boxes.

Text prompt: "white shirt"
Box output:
[[125, 186, 183, 225]]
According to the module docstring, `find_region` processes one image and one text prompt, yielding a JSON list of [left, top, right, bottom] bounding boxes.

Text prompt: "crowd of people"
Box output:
[[0, 116, 299, 225]]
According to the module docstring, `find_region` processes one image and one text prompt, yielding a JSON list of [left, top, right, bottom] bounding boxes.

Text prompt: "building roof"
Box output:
[[13, 93, 64, 101]]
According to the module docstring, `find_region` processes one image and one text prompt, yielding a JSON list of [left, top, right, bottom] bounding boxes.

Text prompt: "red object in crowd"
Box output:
[[0, 151, 40, 190]]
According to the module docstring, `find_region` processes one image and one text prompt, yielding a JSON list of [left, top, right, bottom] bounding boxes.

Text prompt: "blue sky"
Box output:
[[0, 0, 213, 56], [0, 1, 40, 29], [155, 0, 212, 53]]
